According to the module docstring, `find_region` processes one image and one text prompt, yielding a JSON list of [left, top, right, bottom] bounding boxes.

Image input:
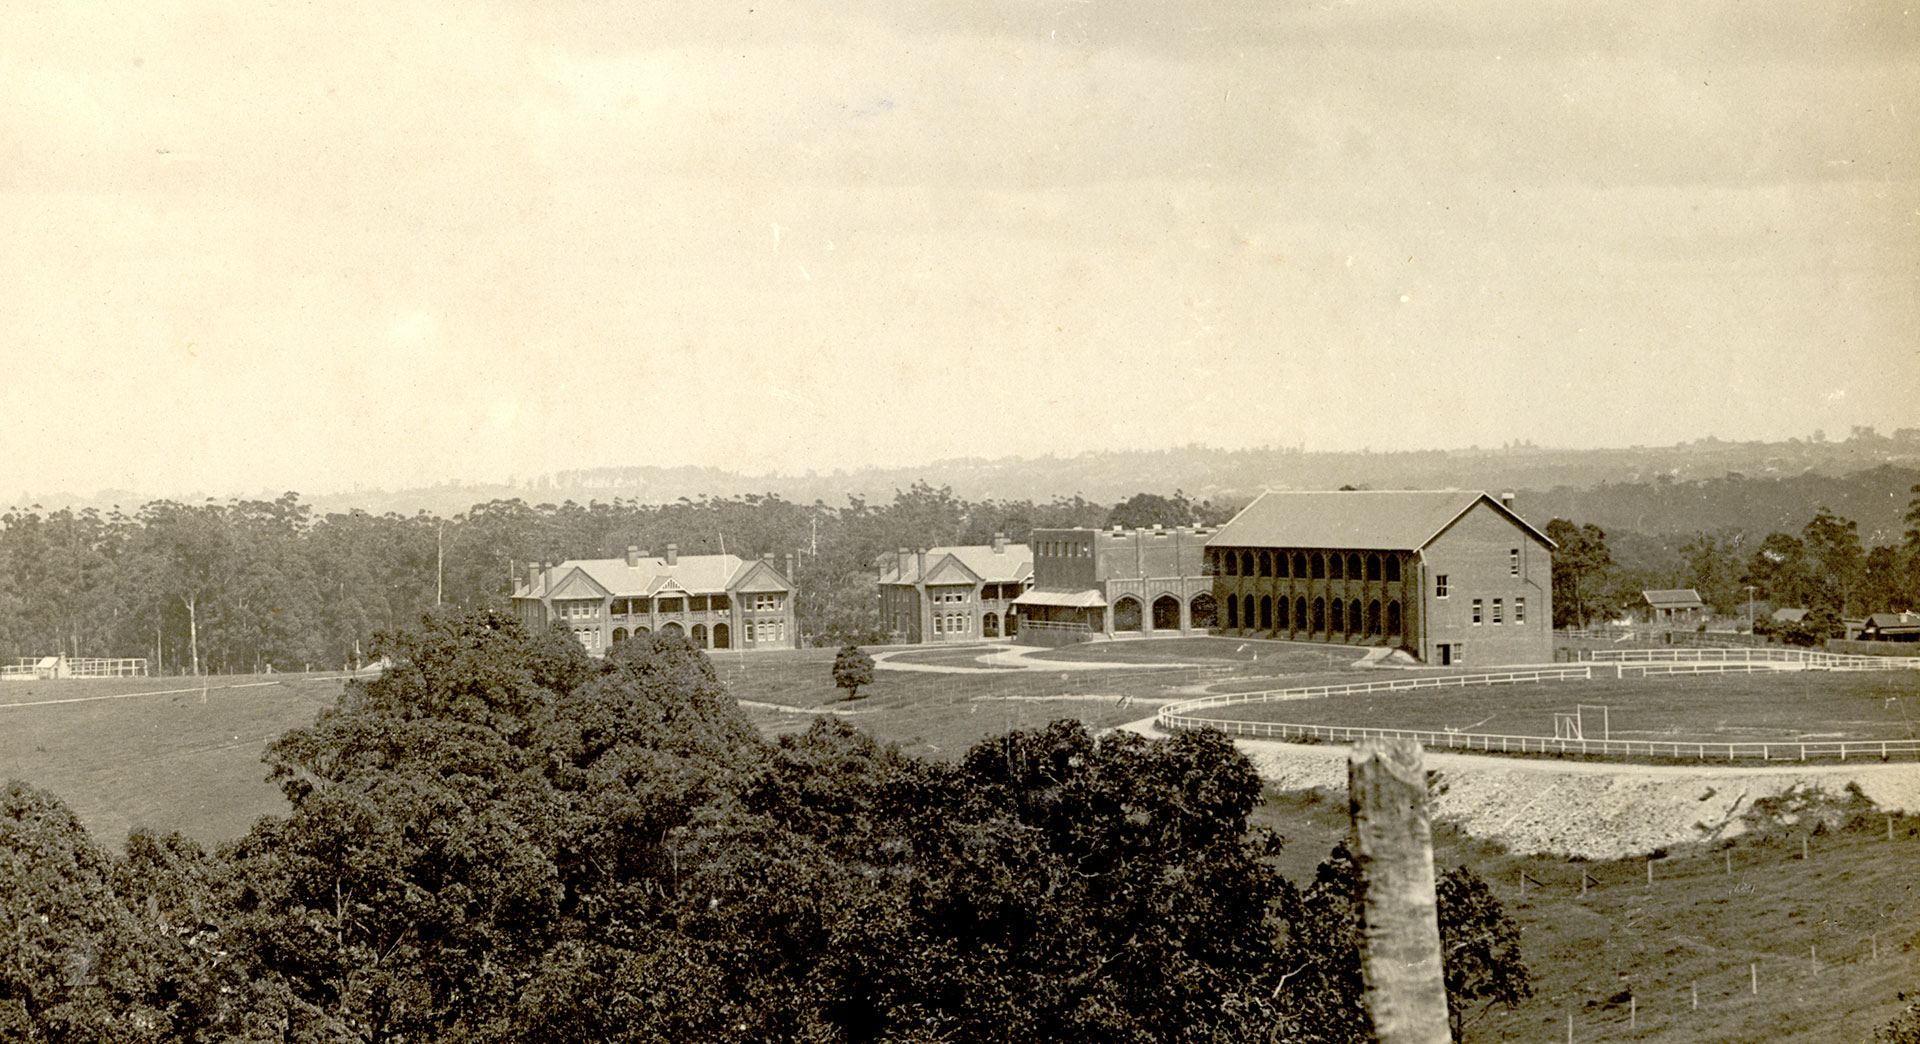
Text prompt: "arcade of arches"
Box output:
[[1103, 591, 1219, 634], [1209, 547, 1414, 645]]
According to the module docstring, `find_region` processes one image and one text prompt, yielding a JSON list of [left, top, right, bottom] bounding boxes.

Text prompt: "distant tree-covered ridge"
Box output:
[[0, 609, 1531, 1042]]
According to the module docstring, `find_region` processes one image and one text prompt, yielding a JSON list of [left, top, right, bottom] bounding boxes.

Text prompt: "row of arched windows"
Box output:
[[1223, 594, 1401, 638], [1213, 549, 1403, 583]]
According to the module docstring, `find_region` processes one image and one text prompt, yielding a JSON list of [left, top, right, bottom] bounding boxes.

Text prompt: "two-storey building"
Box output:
[[1011, 525, 1215, 640], [513, 544, 796, 653], [1205, 490, 1553, 666], [877, 536, 1033, 643]]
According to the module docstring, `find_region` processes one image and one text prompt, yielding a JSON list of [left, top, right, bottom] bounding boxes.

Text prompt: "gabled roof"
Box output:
[[1641, 589, 1705, 609], [1772, 607, 1809, 623], [1205, 490, 1553, 552], [878, 544, 1034, 585], [1863, 612, 1920, 632], [515, 553, 785, 599]]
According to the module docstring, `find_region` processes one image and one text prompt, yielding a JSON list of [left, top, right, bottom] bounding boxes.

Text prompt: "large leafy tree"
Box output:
[[1545, 519, 1615, 628]]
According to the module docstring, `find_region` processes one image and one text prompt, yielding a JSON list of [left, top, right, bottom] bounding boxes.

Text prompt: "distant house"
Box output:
[[877, 536, 1034, 643], [1771, 607, 1809, 626], [1640, 589, 1707, 626], [1856, 612, 1920, 643], [513, 544, 796, 653], [1011, 525, 1215, 640], [1204, 489, 1554, 667]]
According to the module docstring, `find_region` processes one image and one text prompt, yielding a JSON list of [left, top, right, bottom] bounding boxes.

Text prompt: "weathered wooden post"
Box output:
[[1348, 737, 1452, 1044]]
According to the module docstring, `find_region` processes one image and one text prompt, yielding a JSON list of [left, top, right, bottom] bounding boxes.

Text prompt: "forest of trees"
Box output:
[[1546, 488, 1920, 633], [0, 612, 1532, 1042], [0, 486, 1233, 672]]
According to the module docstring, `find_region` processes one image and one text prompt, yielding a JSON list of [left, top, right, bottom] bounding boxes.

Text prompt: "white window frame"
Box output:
[[1436, 574, 1449, 598], [1516, 597, 1526, 623], [1472, 598, 1483, 625], [1492, 598, 1503, 624]]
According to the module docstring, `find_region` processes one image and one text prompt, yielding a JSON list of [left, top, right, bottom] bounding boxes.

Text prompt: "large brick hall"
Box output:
[[1205, 489, 1553, 666]]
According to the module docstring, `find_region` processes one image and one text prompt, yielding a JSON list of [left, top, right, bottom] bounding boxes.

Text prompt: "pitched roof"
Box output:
[[1863, 612, 1920, 632], [1206, 490, 1553, 552], [877, 544, 1034, 585], [515, 553, 785, 599], [1011, 588, 1107, 608], [1641, 589, 1705, 608]]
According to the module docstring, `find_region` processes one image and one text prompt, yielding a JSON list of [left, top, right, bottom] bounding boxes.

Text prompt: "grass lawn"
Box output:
[[1253, 787, 1920, 1043], [876, 645, 1025, 670], [1185, 671, 1920, 743], [0, 674, 347, 848]]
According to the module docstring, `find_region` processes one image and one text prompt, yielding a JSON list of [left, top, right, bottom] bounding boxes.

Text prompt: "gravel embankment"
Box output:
[[1123, 720, 1920, 859]]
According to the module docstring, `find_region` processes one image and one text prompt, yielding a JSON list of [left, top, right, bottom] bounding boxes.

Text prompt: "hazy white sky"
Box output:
[[3, 0, 1916, 498]]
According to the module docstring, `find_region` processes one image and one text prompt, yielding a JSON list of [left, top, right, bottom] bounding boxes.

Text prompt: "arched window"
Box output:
[[1295, 597, 1308, 631], [1223, 550, 1238, 576], [1312, 554, 1326, 579], [1366, 554, 1382, 581], [611, 627, 628, 644], [1243, 595, 1256, 632], [1191, 593, 1218, 629], [1311, 597, 1326, 632], [1367, 600, 1381, 635], [1153, 596, 1180, 631], [1256, 551, 1270, 577], [1330, 599, 1345, 633], [1241, 551, 1255, 577], [983, 612, 1000, 638], [691, 624, 708, 647], [1329, 554, 1345, 580], [1276, 596, 1290, 630], [1226, 595, 1239, 629], [1385, 555, 1402, 582], [1260, 595, 1273, 629], [1114, 597, 1143, 632], [1276, 552, 1290, 579], [1386, 600, 1401, 637], [1347, 554, 1363, 580], [1350, 600, 1362, 636], [1293, 552, 1308, 578]]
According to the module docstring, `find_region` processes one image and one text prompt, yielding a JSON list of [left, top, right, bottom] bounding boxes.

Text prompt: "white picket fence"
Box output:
[[1155, 660, 1920, 764], [1586, 647, 1920, 672]]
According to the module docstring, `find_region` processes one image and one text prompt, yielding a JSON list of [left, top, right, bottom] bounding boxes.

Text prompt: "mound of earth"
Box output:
[[1125, 722, 1920, 860]]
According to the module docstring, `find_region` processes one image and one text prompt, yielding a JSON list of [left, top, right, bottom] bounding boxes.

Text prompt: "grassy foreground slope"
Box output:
[[0, 674, 344, 846]]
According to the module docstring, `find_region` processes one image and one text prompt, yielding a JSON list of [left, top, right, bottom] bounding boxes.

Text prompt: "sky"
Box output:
[[2, 0, 1916, 499]]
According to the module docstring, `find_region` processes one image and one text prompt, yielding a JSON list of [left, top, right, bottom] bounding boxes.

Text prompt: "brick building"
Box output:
[[1010, 525, 1216, 640], [877, 536, 1034, 643], [1205, 490, 1553, 666], [513, 544, 796, 654]]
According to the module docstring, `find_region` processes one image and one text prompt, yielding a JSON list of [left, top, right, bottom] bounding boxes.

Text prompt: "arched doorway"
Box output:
[[1386, 601, 1401, 638], [983, 612, 1000, 638], [1242, 595, 1256, 634], [660, 622, 684, 638], [1311, 597, 1326, 633], [1349, 600, 1362, 637], [1152, 595, 1181, 632], [1113, 596, 1143, 632], [1226, 595, 1240, 629], [1259, 595, 1273, 630], [712, 622, 730, 649], [1276, 596, 1289, 631], [691, 624, 708, 648], [1330, 599, 1345, 634], [1367, 600, 1381, 635], [1190, 593, 1217, 629], [612, 627, 628, 645], [1295, 597, 1307, 633]]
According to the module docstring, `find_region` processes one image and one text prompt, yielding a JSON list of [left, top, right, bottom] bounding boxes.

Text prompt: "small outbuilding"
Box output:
[[1640, 589, 1706, 626]]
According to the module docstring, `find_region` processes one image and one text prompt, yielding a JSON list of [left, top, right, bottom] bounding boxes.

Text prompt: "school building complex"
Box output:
[[876, 537, 1034, 643], [1204, 490, 1554, 666]]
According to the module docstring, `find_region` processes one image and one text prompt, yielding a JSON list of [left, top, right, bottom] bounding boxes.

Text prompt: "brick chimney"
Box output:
[[665, 543, 678, 566], [917, 550, 927, 582], [625, 545, 640, 567], [898, 547, 910, 577], [784, 553, 795, 578], [992, 532, 1006, 553], [526, 562, 539, 592]]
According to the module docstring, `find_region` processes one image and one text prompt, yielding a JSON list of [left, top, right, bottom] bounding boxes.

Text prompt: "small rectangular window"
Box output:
[[1510, 549, 1520, 576], [1493, 598, 1503, 624], [1436, 574, 1449, 598], [1472, 599, 1483, 625], [1516, 597, 1526, 623]]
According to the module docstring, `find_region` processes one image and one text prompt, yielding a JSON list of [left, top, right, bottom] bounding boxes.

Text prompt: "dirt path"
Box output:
[[1119, 719, 1920, 859], [872, 644, 1207, 673]]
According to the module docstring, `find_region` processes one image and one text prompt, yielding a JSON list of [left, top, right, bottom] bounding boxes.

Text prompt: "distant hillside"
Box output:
[[20, 431, 1920, 539]]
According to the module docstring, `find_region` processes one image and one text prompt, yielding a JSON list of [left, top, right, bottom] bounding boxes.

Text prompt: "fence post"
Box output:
[[1750, 963, 1757, 994], [1347, 738, 1451, 1044]]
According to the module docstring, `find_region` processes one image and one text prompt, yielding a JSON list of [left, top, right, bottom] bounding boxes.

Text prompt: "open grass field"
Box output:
[[1253, 787, 1920, 1043], [1184, 670, 1920, 744], [0, 674, 346, 847]]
